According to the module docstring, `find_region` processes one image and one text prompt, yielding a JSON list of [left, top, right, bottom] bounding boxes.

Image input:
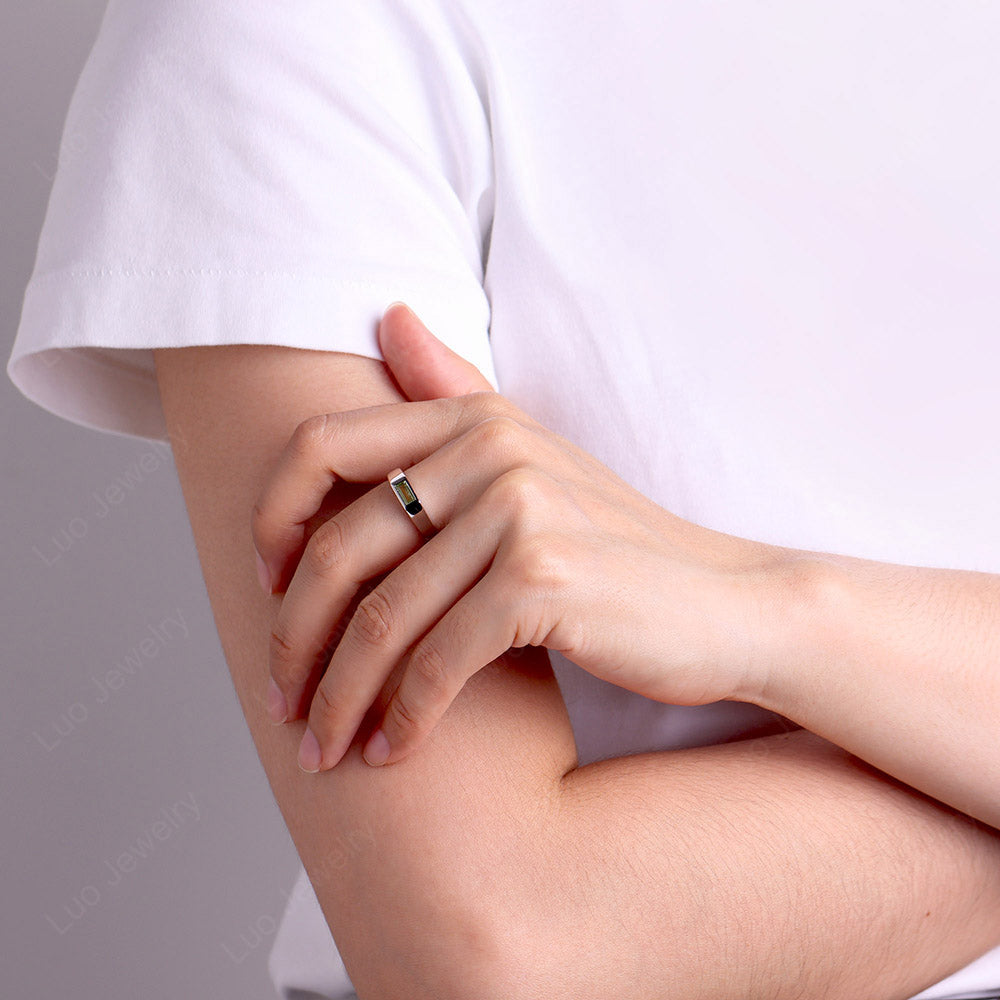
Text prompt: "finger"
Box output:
[[268, 476, 421, 723], [251, 394, 536, 592], [361, 565, 523, 768], [269, 428, 539, 725], [299, 489, 504, 771], [378, 302, 495, 399]]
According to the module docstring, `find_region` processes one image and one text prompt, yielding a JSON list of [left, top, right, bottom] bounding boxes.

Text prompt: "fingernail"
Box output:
[[363, 729, 391, 767], [255, 550, 272, 595], [384, 301, 412, 321], [266, 678, 287, 725], [298, 727, 322, 773]]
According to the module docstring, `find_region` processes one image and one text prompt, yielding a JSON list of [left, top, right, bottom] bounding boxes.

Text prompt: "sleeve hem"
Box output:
[[7, 267, 496, 442]]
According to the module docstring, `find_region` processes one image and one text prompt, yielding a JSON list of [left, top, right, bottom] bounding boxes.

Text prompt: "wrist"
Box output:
[[745, 552, 853, 717]]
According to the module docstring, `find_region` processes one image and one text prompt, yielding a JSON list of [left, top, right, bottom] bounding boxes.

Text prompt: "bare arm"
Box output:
[[153, 343, 1000, 1000], [757, 551, 1000, 829]]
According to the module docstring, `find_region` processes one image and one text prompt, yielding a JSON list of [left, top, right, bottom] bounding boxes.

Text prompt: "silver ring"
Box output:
[[387, 468, 437, 540]]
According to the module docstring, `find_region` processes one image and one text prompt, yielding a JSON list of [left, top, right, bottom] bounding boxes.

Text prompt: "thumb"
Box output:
[[378, 302, 494, 400]]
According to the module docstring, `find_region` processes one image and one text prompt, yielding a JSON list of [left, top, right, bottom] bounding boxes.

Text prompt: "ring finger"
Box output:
[[299, 483, 510, 770], [268, 426, 529, 723]]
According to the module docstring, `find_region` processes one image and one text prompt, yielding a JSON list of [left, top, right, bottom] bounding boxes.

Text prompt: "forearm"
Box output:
[[506, 727, 1000, 1000], [155, 343, 1000, 999], [154, 344, 579, 999], [758, 554, 1000, 828]]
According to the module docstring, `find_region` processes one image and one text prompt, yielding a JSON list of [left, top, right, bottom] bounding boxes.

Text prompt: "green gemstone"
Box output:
[[397, 480, 417, 505]]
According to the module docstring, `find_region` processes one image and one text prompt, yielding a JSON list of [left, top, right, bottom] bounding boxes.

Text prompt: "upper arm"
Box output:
[[152, 343, 577, 999], [152, 342, 1000, 1000]]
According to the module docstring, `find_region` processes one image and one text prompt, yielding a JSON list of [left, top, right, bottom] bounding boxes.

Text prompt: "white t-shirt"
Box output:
[[8, 2, 1000, 997]]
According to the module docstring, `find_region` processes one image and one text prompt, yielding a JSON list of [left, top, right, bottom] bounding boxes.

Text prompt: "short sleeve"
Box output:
[[6, 0, 497, 442]]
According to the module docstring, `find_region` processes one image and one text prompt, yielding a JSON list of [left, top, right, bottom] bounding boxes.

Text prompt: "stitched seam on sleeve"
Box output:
[[31, 268, 477, 283]]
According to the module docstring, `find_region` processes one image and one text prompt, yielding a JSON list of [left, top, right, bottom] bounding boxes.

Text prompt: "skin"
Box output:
[[153, 331, 1000, 999], [258, 304, 1000, 833], [253, 318, 784, 771]]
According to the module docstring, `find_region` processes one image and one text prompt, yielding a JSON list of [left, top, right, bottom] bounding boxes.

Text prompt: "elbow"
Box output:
[[424, 894, 570, 1000], [347, 889, 518, 1000], [436, 919, 522, 1000]]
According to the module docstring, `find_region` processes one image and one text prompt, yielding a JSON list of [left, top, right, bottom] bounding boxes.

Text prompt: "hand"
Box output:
[[252, 303, 796, 771]]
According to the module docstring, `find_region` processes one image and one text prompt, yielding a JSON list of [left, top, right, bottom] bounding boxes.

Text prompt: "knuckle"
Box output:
[[290, 412, 333, 457], [464, 389, 510, 416], [269, 624, 306, 687], [485, 392, 521, 419], [508, 537, 574, 594], [472, 415, 527, 456], [386, 690, 422, 737], [408, 639, 450, 694], [305, 517, 348, 577], [311, 682, 338, 725], [461, 390, 521, 429], [491, 467, 549, 518], [351, 590, 395, 649]]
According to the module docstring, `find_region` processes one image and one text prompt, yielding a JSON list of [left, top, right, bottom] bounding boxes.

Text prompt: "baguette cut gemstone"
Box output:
[[396, 479, 417, 506]]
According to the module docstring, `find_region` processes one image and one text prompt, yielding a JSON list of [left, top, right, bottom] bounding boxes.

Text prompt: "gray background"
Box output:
[[2, 3, 300, 997]]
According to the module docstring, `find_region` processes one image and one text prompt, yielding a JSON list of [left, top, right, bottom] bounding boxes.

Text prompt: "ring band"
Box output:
[[387, 468, 437, 539]]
